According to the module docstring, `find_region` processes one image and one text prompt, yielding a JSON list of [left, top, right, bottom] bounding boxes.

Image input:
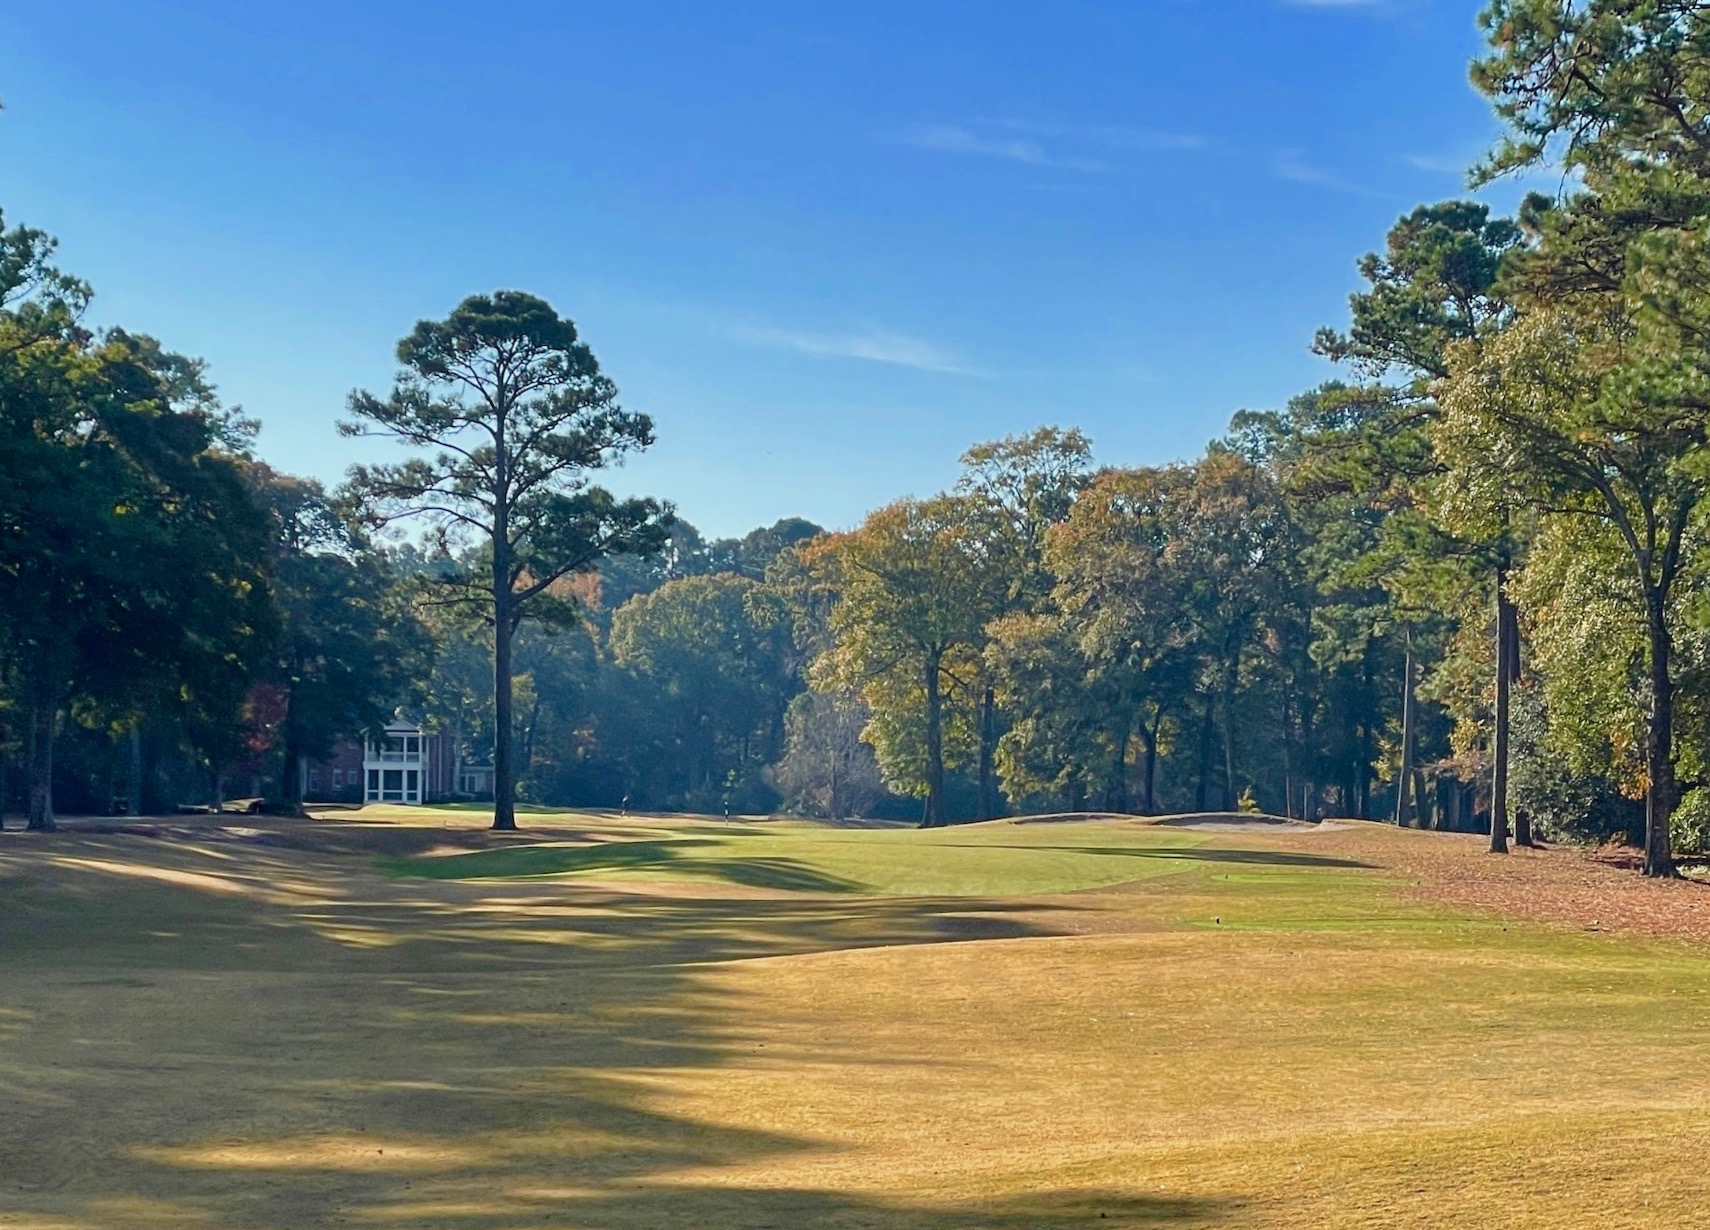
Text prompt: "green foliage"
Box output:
[[987, 611, 1124, 807], [1439, 292, 1709, 868], [0, 219, 278, 823], [1509, 680, 1644, 845], [1314, 201, 1520, 382], [1473, 0, 1710, 181], [1511, 519, 1649, 790], [1671, 787, 1710, 855], [986, 452, 1311, 816], [610, 572, 795, 809]]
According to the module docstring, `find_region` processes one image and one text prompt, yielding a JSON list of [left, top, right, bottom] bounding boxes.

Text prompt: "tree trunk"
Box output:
[[1194, 693, 1215, 812], [490, 400, 520, 831], [521, 693, 543, 779], [279, 751, 305, 813], [1644, 591, 1676, 877], [212, 770, 226, 815], [1490, 582, 1512, 854], [1221, 681, 1237, 811], [977, 685, 999, 821], [1514, 808, 1533, 847], [1106, 726, 1130, 813], [922, 649, 945, 828], [1503, 600, 1535, 848], [26, 698, 55, 832], [278, 695, 307, 815], [1139, 710, 1160, 816], [1394, 643, 1417, 828], [127, 725, 143, 818], [492, 594, 518, 832], [827, 714, 842, 820], [1356, 648, 1374, 818]]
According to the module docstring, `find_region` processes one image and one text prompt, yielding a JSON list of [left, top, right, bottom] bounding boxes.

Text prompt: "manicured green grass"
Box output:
[[377, 815, 1255, 895]]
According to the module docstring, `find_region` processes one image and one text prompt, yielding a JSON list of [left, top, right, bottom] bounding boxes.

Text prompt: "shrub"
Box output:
[[1671, 788, 1710, 857], [1510, 689, 1643, 845]]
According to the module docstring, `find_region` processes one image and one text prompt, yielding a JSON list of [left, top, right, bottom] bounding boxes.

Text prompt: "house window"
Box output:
[[331, 769, 343, 787], [406, 769, 419, 803], [367, 769, 380, 798]]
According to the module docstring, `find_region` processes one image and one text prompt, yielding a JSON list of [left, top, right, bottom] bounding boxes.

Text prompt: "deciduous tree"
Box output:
[[809, 496, 1002, 826]]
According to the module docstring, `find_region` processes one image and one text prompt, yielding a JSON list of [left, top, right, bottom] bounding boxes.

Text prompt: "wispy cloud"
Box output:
[[892, 119, 1207, 172], [997, 119, 1207, 153], [738, 323, 984, 377], [1274, 148, 1385, 197], [895, 123, 1108, 171], [895, 117, 1383, 201], [1405, 153, 1467, 176]]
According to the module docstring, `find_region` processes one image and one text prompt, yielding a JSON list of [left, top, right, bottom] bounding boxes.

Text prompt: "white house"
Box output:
[[301, 719, 495, 806], [360, 720, 492, 805]]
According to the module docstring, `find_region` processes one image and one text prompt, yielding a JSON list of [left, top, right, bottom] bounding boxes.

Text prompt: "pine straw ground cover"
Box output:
[[3, 810, 1710, 1228], [1306, 820, 1710, 944]]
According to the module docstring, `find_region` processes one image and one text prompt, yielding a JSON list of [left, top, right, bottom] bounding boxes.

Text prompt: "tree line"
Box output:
[[8, 1, 1710, 875]]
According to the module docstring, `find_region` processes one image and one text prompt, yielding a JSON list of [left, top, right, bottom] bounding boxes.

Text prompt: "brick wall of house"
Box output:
[[428, 733, 458, 802], [303, 740, 365, 804]]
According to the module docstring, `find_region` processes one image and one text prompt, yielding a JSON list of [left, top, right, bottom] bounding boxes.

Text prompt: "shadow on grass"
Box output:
[[474, 1185, 1225, 1228], [379, 838, 861, 892]]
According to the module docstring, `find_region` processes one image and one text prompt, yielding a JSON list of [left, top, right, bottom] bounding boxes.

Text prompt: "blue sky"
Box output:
[[1, 1, 1530, 537]]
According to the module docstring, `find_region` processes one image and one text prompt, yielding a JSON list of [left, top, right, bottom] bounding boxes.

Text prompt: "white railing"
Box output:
[[367, 750, 422, 763]]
